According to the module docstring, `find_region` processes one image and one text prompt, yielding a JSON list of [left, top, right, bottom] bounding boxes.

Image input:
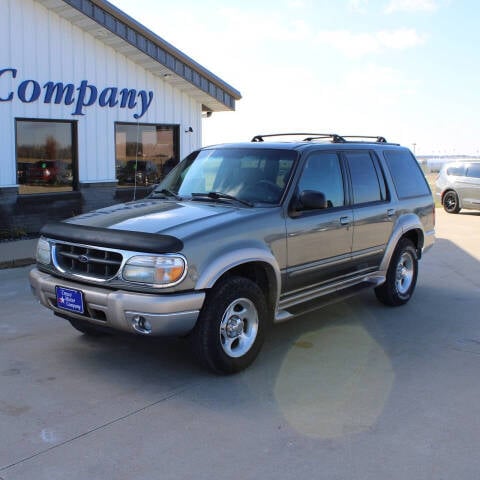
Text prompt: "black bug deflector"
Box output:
[[40, 222, 183, 253]]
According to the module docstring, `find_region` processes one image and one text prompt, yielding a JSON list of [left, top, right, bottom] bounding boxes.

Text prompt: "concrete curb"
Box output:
[[0, 258, 36, 269], [0, 238, 38, 270]]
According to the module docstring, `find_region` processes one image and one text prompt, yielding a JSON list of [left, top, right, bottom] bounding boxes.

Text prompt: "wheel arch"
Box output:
[[215, 262, 278, 318], [402, 228, 423, 256], [442, 188, 462, 208], [195, 249, 281, 318], [380, 215, 425, 272]]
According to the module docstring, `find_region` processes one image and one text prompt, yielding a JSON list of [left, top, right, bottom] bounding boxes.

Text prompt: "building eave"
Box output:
[[35, 0, 241, 112]]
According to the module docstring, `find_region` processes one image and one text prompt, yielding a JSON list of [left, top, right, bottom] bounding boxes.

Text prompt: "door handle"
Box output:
[[387, 209, 396, 217], [340, 216, 351, 226]]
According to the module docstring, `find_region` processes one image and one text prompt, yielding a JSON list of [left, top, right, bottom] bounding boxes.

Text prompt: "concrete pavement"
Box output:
[[0, 209, 480, 479]]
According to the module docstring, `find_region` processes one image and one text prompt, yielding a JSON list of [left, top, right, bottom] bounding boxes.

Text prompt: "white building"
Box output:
[[0, 0, 241, 234]]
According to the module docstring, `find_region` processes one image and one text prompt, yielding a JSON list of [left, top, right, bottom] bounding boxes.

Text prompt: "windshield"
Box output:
[[151, 148, 297, 205]]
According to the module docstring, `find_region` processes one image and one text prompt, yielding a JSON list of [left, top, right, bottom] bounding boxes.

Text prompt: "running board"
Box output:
[[274, 279, 383, 323]]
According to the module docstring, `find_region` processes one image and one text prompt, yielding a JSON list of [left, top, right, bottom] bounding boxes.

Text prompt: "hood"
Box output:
[[67, 199, 263, 238]]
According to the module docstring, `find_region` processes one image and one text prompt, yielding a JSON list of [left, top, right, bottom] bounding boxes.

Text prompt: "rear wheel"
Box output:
[[443, 190, 461, 213], [375, 238, 418, 306], [191, 276, 267, 374]]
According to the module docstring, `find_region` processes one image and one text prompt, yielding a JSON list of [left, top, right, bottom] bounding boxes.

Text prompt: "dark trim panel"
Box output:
[[41, 222, 183, 253]]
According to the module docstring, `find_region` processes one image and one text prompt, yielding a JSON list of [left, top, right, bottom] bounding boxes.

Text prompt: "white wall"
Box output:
[[0, 0, 202, 187]]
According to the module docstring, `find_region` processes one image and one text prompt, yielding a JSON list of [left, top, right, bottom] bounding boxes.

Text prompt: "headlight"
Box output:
[[36, 238, 51, 265], [122, 255, 186, 287]]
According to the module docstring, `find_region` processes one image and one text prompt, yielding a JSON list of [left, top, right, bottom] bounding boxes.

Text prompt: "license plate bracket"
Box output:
[[55, 286, 85, 315]]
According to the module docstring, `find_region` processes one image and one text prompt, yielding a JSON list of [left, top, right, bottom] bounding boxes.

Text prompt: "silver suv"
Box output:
[[30, 133, 435, 373], [435, 161, 480, 213]]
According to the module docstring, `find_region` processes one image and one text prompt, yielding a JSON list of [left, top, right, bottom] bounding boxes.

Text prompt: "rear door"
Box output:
[[463, 164, 480, 208], [343, 150, 393, 273], [285, 151, 354, 293]]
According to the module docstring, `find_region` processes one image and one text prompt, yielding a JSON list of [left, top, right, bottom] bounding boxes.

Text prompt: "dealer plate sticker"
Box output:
[[56, 286, 84, 314]]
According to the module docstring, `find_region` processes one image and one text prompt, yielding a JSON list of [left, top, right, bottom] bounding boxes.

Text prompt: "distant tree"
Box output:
[[45, 136, 58, 160]]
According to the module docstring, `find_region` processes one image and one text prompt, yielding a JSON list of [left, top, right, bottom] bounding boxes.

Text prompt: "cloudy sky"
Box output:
[[109, 0, 479, 155]]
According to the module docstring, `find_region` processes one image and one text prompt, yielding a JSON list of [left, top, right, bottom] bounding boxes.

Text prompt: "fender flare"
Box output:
[[380, 214, 425, 272], [195, 247, 282, 307]]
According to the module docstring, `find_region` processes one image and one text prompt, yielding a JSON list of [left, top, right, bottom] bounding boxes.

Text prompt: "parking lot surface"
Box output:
[[1, 209, 480, 479]]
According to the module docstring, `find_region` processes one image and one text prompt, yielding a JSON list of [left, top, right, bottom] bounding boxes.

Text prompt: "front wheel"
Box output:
[[443, 190, 461, 213], [191, 276, 267, 374], [375, 238, 418, 306]]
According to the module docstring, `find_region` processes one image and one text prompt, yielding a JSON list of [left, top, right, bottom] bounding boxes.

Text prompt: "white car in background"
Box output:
[[435, 162, 480, 213]]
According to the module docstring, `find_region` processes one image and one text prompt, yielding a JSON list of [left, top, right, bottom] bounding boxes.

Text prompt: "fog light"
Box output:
[[132, 315, 152, 334]]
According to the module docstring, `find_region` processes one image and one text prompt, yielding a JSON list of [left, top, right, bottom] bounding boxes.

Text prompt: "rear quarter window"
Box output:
[[383, 149, 430, 199], [467, 164, 480, 178], [446, 165, 466, 176]]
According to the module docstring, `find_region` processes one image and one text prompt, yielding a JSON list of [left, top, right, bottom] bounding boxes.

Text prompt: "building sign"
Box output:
[[0, 68, 154, 119]]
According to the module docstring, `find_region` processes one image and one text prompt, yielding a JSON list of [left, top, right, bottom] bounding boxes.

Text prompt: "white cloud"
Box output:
[[347, 0, 369, 13], [377, 29, 428, 49], [285, 0, 309, 7], [384, 0, 439, 13], [316, 28, 427, 57]]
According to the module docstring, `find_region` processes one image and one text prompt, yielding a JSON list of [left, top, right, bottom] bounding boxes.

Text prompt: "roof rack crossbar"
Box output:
[[251, 133, 342, 143], [338, 135, 388, 143], [304, 134, 346, 143]]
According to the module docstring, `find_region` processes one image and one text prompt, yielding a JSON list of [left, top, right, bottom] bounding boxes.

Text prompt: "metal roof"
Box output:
[[35, 0, 242, 112]]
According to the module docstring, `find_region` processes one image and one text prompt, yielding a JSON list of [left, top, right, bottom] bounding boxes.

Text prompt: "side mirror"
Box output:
[[298, 190, 328, 210]]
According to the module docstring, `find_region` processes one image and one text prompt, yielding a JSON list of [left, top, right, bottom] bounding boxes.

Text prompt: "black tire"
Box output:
[[443, 190, 461, 214], [191, 276, 267, 374], [68, 318, 109, 337], [375, 238, 418, 306]]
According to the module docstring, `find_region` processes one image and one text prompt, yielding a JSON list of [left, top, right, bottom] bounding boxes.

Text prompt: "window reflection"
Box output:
[[115, 123, 179, 187], [16, 120, 75, 194]]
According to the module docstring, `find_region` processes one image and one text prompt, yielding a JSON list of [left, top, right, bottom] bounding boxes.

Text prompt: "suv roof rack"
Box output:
[[251, 133, 390, 144], [337, 135, 388, 143], [251, 133, 342, 142]]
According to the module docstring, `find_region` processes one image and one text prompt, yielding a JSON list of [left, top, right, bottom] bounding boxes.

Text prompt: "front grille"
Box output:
[[54, 243, 123, 281]]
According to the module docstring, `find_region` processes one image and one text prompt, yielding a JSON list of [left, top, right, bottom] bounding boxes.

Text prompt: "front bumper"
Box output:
[[29, 268, 205, 336]]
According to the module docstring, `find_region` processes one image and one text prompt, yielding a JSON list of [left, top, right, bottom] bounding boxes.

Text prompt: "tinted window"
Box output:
[[446, 165, 466, 176], [467, 164, 480, 178], [156, 148, 296, 205], [115, 123, 179, 187], [345, 151, 382, 204], [384, 150, 430, 198], [298, 152, 344, 208]]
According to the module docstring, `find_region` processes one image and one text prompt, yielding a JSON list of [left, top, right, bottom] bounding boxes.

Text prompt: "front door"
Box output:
[[285, 151, 354, 294]]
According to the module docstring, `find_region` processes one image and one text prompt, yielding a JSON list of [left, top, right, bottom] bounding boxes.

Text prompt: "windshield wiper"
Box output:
[[191, 191, 253, 207], [150, 188, 182, 200]]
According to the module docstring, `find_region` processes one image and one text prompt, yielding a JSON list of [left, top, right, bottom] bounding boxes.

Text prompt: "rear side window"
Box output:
[[446, 165, 466, 176], [344, 151, 384, 204], [383, 149, 430, 198], [467, 164, 480, 178]]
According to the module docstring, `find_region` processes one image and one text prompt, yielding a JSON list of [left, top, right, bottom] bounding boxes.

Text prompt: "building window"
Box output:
[[16, 119, 76, 195], [115, 123, 179, 187]]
